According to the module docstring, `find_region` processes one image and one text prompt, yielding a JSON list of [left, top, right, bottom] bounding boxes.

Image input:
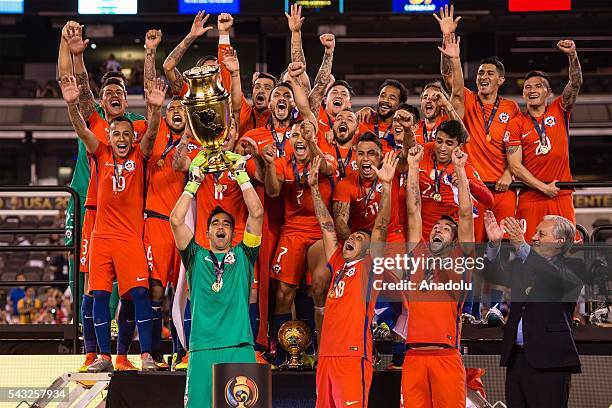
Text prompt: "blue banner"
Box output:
[[178, 0, 240, 14], [392, 0, 449, 13]]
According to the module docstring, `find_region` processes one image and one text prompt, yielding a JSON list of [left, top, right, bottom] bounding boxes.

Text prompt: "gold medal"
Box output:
[[215, 184, 224, 193], [540, 145, 550, 155], [328, 291, 335, 299], [433, 193, 442, 202], [486, 133, 492, 142], [212, 281, 222, 292], [157, 159, 164, 168]]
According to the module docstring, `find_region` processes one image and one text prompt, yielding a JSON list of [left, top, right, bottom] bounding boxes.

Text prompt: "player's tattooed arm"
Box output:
[[163, 11, 212, 94], [286, 4, 311, 95], [439, 33, 465, 119], [140, 78, 168, 159], [309, 156, 339, 260], [434, 5, 461, 90], [558, 40, 582, 110], [451, 147, 475, 245], [405, 145, 423, 248], [506, 144, 559, 198], [144, 30, 162, 119], [60, 76, 99, 154], [172, 133, 192, 172], [332, 201, 352, 242], [262, 144, 283, 197], [308, 34, 335, 114], [64, 24, 96, 120]]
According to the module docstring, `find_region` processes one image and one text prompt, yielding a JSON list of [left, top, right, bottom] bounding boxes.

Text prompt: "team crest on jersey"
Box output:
[[544, 116, 556, 127], [503, 131, 510, 143], [498, 112, 510, 123], [345, 267, 356, 278], [123, 160, 136, 172], [272, 264, 281, 274], [350, 161, 358, 171], [224, 251, 236, 265], [187, 143, 201, 153]]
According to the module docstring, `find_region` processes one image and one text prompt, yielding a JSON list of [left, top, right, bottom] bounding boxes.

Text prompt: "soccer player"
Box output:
[[60, 22, 149, 371], [163, 11, 232, 96], [60, 75, 166, 372], [311, 151, 398, 408], [318, 109, 360, 181], [262, 120, 336, 362], [505, 40, 582, 241], [436, 5, 521, 242], [170, 152, 264, 408], [333, 133, 405, 244], [357, 80, 409, 139], [417, 120, 493, 240], [402, 143, 474, 407]]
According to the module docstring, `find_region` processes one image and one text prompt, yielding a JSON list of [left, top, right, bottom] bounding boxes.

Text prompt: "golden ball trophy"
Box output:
[[181, 65, 232, 173], [278, 320, 312, 370]]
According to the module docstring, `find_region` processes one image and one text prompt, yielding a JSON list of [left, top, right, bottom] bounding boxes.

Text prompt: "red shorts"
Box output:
[[401, 348, 466, 408], [144, 217, 181, 288], [474, 190, 517, 242], [89, 237, 149, 296], [79, 208, 97, 273], [516, 193, 580, 242], [421, 201, 458, 242], [271, 233, 321, 286], [316, 356, 373, 408]]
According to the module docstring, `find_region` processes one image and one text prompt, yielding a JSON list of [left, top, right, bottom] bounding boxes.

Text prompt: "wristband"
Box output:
[[239, 181, 253, 191], [184, 181, 201, 196], [219, 34, 230, 45], [234, 170, 251, 186]]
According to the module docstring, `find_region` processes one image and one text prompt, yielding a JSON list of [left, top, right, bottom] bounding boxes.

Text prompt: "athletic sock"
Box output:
[[130, 287, 153, 354], [92, 290, 112, 355], [272, 313, 292, 364], [183, 300, 192, 349], [117, 299, 135, 355], [81, 294, 97, 354], [151, 300, 163, 357], [249, 303, 260, 346]]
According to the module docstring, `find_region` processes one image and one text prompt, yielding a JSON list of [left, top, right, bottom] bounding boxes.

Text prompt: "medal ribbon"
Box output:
[[159, 133, 182, 163], [112, 153, 122, 195], [528, 108, 549, 148], [359, 176, 379, 209], [207, 250, 227, 286], [373, 113, 391, 141], [330, 263, 350, 294], [433, 158, 450, 198], [477, 96, 500, 140], [422, 122, 432, 143], [290, 154, 310, 186], [335, 145, 352, 179]]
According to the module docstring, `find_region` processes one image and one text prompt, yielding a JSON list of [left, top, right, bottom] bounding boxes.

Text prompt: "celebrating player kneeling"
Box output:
[[311, 152, 399, 408], [170, 152, 264, 408]]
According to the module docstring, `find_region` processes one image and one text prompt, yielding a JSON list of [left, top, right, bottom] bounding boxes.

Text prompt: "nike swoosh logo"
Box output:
[[94, 322, 108, 327], [356, 197, 364, 202], [126, 320, 135, 323], [105, 162, 115, 167], [137, 319, 152, 323], [257, 139, 270, 145], [83, 315, 93, 319], [136, 277, 147, 281], [346, 401, 360, 406], [521, 131, 532, 138]]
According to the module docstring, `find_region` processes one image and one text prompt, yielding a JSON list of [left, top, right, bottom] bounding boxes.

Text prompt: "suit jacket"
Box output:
[[483, 246, 584, 372]]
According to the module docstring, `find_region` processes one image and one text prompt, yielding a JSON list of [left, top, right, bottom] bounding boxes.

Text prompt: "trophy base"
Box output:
[[278, 354, 314, 371], [199, 149, 232, 173]]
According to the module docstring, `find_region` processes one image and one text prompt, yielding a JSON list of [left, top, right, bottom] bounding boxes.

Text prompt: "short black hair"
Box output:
[[108, 115, 134, 132], [356, 132, 383, 151], [437, 120, 467, 145], [524, 70, 551, 86], [326, 79, 354, 96], [379, 79, 408, 104], [207, 206, 235, 230], [354, 228, 372, 238], [196, 55, 218, 67], [101, 71, 127, 90], [422, 81, 449, 99], [438, 215, 458, 239], [397, 103, 421, 123], [479, 56, 506, 77], [272, 81, 294, 95], [254, 72, 278, 86]]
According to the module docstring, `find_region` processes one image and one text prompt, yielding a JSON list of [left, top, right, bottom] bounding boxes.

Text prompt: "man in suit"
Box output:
[[482, 211, 584, 408]]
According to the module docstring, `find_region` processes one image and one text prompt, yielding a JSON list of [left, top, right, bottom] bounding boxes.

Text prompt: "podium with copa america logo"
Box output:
[[213, 363, 272, 408]]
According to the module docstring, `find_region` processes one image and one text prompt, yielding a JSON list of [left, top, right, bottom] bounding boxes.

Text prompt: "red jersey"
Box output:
[[194, 159, 257, 247], [91, 143, 146, 240], [418, 142, 484, 207], [333, 171, 403, 237], [242, 124, 294, 158], [398, 171, 408, 238], [145, 121, 187, 217], [317, 105, 333, 134], [361, 113, 392, 139], [317, 137, 358, 181], [463, 88, 520, 182], [319, 247, 376, 361], [414, 115, 449, 145], [239, 96, 272, 137], [405, 242, 470, 348], [505, 96, 573, 201], [85, 110, 147, 209], [275, 155, 334, 235]]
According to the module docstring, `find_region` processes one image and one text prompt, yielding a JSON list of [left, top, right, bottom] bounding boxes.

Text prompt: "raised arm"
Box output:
[[172, 132, 192, 172], [163, 11, 212, 95], [170, 163, 203, 250], [58, 22, 78, 78], [285, 4, 311, 94], [309, 156, 338, 261], [506, 144, 559, 198], [225, 152, 264, 237], [65, 24, 95, 120], [557, 40, 582, 111], [308, 34, 335, 114], [406, 144, 424, 248], [370, 153, 399, 258], [220, 47, 244, 118], [451, 147, 474, 244], [144, 29, 162, 118], [333, 201, 352, 242], [301, 120, 334, 176], [262, 144, 283, 198], [139, 78, 167, 158], [434, 5, 461, 91], [438, 33, 464, 118], [59, 75, 99, 154], [286, 62, 318, 128]]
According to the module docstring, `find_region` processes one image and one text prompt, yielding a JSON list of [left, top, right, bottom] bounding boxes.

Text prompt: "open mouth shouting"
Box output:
[[215, 230, 227, 240], [343, 239, 355, 252], [394, 124, 404, 134], [528, 93, 541, 101], [116, 143, 129, 156], [172, 113, 183, 126], [360, 162, 374, 177], [332, 97, 343, 108], [378, 102, 391, 113], [337, 122, 349, 134], [478, 80, 490, 91], [110, 98, 122, 109], [294, 141, 307, 156], [276, 100, 288, 115], [255, 93, 266, 104]]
